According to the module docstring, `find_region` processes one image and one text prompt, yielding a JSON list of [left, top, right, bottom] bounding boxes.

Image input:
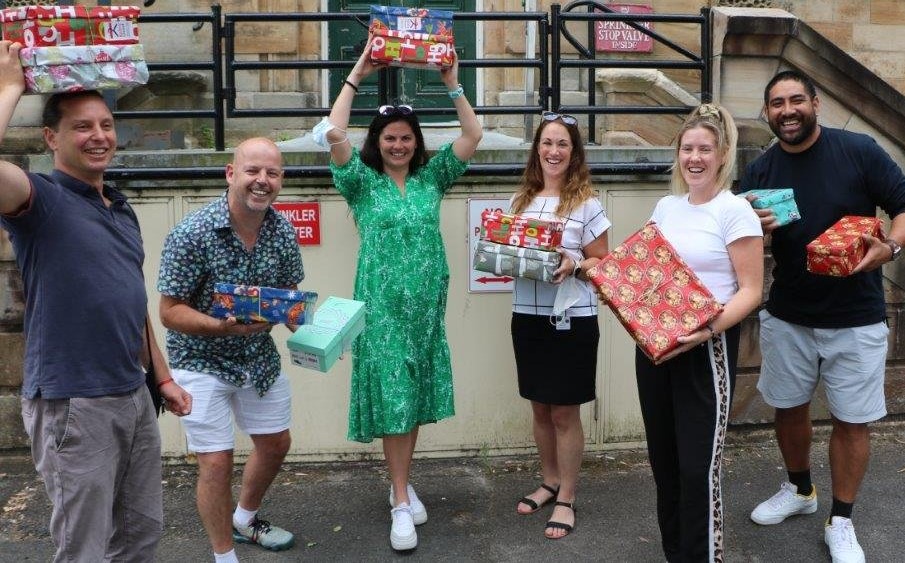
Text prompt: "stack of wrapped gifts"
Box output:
[[211, 283, 318, 325], [472, 210, 564, 283], [0, 4, 148, 93], [587, 221, 723, 362], [369, 4, 455, 69], [806, 215, 883, 276]]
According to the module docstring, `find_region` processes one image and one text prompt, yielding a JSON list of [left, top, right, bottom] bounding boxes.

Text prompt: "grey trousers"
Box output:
[[22, 385, 163, 562]]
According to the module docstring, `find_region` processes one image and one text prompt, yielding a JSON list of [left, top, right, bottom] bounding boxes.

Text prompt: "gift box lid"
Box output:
[[744, 188, 795, 208], [1, 5, 89, 23], [369, 4, 454, 38]]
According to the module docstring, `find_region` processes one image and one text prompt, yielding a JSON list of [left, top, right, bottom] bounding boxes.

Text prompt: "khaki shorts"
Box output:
[[757, 310, 887, 423]]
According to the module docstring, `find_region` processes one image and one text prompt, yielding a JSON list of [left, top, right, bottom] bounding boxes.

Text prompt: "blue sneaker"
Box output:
[[232, 516, 294, 551]]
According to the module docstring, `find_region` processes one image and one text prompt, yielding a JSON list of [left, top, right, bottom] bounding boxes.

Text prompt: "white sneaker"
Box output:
[[750, 482, 818, 525], [824, 516, 865, 563], [390, 503, 418, 551], [390, 484, 428, 525]]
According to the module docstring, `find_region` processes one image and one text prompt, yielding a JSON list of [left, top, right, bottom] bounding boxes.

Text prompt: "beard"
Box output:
[[769, 110, 818, 146]]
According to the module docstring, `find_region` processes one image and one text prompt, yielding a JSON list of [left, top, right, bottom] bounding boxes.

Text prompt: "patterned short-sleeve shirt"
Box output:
[[157, 193, 304, 395]]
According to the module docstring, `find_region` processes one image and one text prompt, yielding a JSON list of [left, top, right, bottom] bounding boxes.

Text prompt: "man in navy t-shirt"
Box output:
[[739, 69, 905, 563], [0, 40, 191, 562]]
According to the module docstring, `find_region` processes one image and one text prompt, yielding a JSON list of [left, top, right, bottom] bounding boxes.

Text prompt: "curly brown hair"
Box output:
[[511, 117, 594, 217]]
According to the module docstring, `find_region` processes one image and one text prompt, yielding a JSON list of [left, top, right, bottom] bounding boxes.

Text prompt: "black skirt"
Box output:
[[511, 312, 599, 405]]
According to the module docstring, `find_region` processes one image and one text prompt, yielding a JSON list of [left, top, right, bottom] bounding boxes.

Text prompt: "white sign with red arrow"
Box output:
[[467, 197, 514, 293]]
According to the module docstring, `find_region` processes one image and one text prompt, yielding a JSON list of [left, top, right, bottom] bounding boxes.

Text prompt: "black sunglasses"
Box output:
[[378, 104, 414, 117], [542, 111, 578, 125]]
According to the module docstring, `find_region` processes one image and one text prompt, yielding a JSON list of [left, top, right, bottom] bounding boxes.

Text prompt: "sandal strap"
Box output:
[[544, 520, 574, 533], [517, 497, 539, 510], [540, 483, 559, 497], [553, 500, 576, 512]]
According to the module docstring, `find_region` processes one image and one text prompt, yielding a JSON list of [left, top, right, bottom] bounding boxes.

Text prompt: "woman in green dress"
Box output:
[[320, 36, 482, 551]]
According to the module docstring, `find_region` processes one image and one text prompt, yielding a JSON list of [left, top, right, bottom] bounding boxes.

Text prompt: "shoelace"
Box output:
[[247, 517, 273, 541]]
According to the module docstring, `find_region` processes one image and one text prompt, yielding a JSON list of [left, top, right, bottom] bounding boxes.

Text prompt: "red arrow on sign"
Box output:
[[475, 276, 514, 284]]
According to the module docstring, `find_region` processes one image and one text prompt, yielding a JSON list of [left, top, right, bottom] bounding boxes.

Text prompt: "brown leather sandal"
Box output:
[[516, 483, 559, 515]]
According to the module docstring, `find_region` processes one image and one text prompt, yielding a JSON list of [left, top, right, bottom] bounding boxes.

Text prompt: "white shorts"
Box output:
[[757, 310, 888, 423], [172, 368, 292, 453]]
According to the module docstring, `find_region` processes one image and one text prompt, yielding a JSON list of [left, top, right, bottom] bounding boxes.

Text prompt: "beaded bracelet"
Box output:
[[343, 79, 359, 93], [448, 84, 464, 99]]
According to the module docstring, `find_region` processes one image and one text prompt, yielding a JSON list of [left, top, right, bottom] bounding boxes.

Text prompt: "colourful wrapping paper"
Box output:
[[480, 210, 564, 251], [1, 5, 139, 47], [19, 43, 148, 93], [745, 188, 801, 227], [368, 5, 454, 69], [806, 215, 883, 277], [287, 296, 366, 373], [587, 221, 723, 362], [211, 283, 318, 325], [472, 240, 561, 283]]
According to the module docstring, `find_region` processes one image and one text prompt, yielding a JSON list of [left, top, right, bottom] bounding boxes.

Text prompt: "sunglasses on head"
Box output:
[[378, 104, 414, 117], [542, 111, 578, 125]]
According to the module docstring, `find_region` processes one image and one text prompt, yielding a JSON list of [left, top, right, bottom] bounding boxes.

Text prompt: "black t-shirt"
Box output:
[[739, 127, 905, 328]]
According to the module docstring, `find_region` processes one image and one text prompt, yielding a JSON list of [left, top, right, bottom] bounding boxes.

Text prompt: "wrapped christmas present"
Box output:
[[211, 283, 318, 325], [743, 188, 801, 227], [806, 215, 883, 277], [368, 4, 455, 69], [1, 5, 139, 47], [480, 209, 564, 251], [20, 43, 148, 94], [473, 240, 561, 283], [287, 296, 366, 373], [587, 221, 723, 362]]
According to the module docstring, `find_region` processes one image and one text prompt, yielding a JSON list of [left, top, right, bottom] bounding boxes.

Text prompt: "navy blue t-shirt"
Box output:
[[739, 127, 905, 328], [1, 170, 147, 399]]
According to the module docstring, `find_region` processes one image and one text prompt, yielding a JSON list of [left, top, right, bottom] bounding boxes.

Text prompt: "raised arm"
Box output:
[[439, 50, 482, 162], [327, 36, 383, 167], [0, 41, 32, 215]]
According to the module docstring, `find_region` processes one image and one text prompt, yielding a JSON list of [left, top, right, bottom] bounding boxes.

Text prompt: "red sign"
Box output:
[[273, 202, 321, 245], [595, 4, 654, 53]]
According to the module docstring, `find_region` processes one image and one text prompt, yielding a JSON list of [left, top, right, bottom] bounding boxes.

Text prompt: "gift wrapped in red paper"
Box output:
[[587, 221, 723, 362], [1, 5, 139, 47], [480, 210, 564, 251], [368, 5, 455, 69], [806, 215, 883, 277]]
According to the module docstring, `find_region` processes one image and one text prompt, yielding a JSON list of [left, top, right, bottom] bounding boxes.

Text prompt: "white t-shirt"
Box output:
[[650, 190, 761, 304], [511, 196, 611, 317]]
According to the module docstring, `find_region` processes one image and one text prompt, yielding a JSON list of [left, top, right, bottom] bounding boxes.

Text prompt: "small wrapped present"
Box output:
[[211, 283, 318, 325], [744, 188, 801, 227], [473, 240, 561, 283], [806, 215, 883, 277], [287, 296, 366, 373], [587, 221, 723, 362], [19, 43, 148, 94], [480, 210, 564, 251], [368, 4, 455, 69], [1, 5, 140, 47]]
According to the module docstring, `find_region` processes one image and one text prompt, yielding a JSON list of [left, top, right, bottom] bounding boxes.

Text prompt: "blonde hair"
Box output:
[[511, 117, 595, 217], [669, 103, 738, 196]]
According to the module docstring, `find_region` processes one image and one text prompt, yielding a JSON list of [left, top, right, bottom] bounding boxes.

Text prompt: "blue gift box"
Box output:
[[286, 296, 366, 372], [743, 188, 801, 227], [211, 283, 317, 325]]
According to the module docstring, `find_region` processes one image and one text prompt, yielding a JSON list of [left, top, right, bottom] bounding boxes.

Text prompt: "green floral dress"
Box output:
[[331, 143, 468, 443]]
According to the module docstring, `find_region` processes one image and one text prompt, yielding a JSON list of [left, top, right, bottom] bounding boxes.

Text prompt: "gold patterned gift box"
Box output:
[[806, 215, 883, 277], [587, 221, 723, 362]]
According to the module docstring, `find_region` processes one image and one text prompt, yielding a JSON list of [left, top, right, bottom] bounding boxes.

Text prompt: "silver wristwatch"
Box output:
[[887, 239, 902, 261]]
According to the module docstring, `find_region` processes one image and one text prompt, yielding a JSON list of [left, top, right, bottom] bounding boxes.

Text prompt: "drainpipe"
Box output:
[[524, 0, 537, 143]]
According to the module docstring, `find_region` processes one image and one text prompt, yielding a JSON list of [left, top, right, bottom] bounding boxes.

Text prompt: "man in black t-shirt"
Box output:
[[739, 70, 905, 563]]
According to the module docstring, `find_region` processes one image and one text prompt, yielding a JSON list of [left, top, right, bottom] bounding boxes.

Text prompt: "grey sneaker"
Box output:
[[750, 482, 818, 525], [824, 516, 865, 563], [232, 515, 294, 551], [390, 483, 427, 525], [390, 503, 418, 551]]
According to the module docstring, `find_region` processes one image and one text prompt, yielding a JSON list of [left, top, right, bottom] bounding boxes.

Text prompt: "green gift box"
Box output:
[[286, 296, 366, 372], [472, 240, 561, 283], [743, 188, 801, 227]]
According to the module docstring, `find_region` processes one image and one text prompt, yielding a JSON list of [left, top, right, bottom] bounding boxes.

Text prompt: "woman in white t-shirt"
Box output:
[[511, 112, 611, 540], [636, 104, 763, 562]]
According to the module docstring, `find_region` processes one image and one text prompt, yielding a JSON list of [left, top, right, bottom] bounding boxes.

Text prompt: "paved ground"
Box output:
[[1, 422, 903, 562]]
